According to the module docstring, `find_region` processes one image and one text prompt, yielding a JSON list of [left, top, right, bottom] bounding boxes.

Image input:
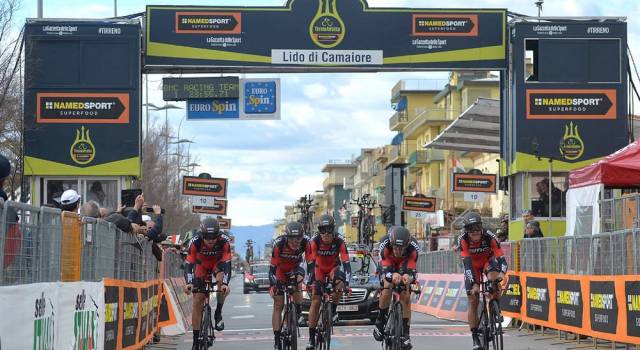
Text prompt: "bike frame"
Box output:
[[198, 276, 222, 350], [279, 276, 300, 350], [314, 276, 335, 350], [478, 272, 505, 350]]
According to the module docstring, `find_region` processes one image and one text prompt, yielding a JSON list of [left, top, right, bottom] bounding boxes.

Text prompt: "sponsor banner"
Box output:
[[122, 287, 139, 348], [526, 89, 616, 120], [217, 218, 232, 230], [192, 199, 228, 215], [626, 281, 640, 338], [138, 287, 149, 343], [36, 92, 130, 124], [412, 274, 467, 322], [525, 276, 550, 321], [430, 280, 447, 308], [163, 77, 239, 100], [452, 173, 497, 193], [440, 281, 462, 311], [146, 4, 506, 71], [187, 98, 240, 119], [0, 281, 104, 350], [402, 196, 436, 213], [500, 273, 522, 316], [556, 278, 583, 328], [182, 176, 228, 197], [175, 11, 241, 34], [589, 281, 618, 334], [104, 285, 120, 350], [158, 281, 185, 336], [412, 14, 478, 36], [419, 279, 436, 306], [240, 79, 280, 120]]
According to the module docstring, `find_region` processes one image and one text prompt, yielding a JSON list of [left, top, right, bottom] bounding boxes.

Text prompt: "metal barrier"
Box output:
[[417, 241, 516, 274], [0, 200, 170, 286]]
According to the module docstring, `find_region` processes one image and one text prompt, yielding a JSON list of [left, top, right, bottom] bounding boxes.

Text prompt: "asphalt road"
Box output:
[[148, 276, 579, 350]]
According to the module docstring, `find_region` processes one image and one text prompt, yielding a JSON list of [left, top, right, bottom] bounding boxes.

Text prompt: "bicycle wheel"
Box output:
[[489, 300, 503, 350], [393, 303, 404, 350], [200, 304, 211, 350], [287, 303, 298, 350], [322, 303, 332, 350], [479, 305, 490, 350]]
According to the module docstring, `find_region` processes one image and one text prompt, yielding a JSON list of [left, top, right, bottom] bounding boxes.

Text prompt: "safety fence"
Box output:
[[416, 241, 516, 275], [0, 200, 194, 349]]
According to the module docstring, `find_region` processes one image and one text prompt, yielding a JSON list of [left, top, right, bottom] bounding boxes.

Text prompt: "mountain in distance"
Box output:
[[229, 224, 275, 259]]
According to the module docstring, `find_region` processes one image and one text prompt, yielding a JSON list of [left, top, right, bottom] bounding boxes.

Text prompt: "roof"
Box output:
[[569, 141, 640, 188], [422, 98, 500, 153]]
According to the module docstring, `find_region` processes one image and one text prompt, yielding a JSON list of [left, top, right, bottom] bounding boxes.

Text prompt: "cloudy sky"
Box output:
[[13, 0, 640, 225]]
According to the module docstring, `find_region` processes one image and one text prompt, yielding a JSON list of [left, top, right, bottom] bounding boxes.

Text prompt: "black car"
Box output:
[[301, 250, 380, 324], [243, 262, 271, 294]]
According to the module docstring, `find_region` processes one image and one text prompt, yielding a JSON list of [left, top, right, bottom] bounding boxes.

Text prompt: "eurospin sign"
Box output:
[[186, 79, 280, 120], [145, 1, 507, 72]]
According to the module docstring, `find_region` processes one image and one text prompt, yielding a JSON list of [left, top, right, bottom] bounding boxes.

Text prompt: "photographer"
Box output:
[[126, 193, 164, 243]]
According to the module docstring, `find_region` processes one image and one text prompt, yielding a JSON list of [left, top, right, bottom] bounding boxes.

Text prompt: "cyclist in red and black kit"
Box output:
[[183, 218, 232, 350], [305, 214, 351, 350], [270, 221, 311, 350], [373, 226, 419, 350], [458, 212, 508, 350]]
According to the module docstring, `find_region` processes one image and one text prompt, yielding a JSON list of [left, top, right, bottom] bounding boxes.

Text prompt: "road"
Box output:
[[148, 276, 575, 350]]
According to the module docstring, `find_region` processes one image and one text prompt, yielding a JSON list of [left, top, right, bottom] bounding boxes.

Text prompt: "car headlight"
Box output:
[[368, 290, 379, 300]]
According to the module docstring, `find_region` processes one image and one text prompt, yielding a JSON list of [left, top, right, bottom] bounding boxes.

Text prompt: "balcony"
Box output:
[[343, 177, 354, 190], [388, 145, 406, 164], [409, 149, 445, 168], [403, 108, 456, 138], [353, 171, 371, 186], [389, 110, 408, 131], [391, 79, 446, 101]]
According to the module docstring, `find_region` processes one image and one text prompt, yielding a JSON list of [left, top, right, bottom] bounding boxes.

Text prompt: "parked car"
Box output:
[[301, 248, 380, 324], [243, 262, 271, 294]]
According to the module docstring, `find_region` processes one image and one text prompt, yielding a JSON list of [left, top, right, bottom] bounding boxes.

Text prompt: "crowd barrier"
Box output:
[[0, 200, 195, 349], [411, 273, 468, 322]]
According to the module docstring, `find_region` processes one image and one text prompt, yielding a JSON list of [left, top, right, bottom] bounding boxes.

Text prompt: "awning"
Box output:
[[391, 132, 404, 145], [422, 98, 500, 153]]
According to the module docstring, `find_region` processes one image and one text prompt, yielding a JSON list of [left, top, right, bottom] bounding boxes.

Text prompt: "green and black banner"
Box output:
[[122, 287, 139, 348], [24, 20, 141, 175], [441, 281, 461, 311], [146, 1, 506, 72], [430, 280, 447, 307], [104, 286, 119, 350], [626, 281, 640, 337], [420, 280, 436, 306]]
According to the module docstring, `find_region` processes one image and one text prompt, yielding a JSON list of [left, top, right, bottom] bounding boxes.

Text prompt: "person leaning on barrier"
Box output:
[[80, 201, 101, 219], [496, 218, 509, 243], [60, 189, 81, 212], [458, 212, 508, 350]]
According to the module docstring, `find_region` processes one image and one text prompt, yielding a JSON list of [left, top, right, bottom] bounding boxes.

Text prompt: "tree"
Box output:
[[0, 0, 25, 200]]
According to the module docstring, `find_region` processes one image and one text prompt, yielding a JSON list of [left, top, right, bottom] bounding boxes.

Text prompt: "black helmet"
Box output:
[[317, 214, 336, 233], [200, 218, 220, 239], [389, 226, 411, 247], [285, 221, 304, 238], [463, 212, 483, 230]]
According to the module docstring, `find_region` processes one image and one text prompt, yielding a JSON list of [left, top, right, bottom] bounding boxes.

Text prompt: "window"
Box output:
[[45, 179, 79, 207], [84, 179, 118, 210], [529, 174, 568, 218]]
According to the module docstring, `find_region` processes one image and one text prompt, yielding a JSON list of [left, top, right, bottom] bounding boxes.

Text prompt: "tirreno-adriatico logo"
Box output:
[[33, 292, 54, 350], [309, 0, 345, 48], [70, 126, 96, 165], [559, 122, 585, 161], [74, 289, 99, 350]]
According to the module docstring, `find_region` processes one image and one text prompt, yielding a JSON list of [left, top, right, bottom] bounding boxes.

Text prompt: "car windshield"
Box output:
[[349, 254, 377, 275], [252, 265, 269, 274]]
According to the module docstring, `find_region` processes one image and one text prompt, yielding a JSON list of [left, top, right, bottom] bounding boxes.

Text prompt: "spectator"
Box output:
[[124, 193, 164, 243], [522, 209, 534, 236], [496, 218, 509, 242], [99, 207, 111, 218], [86, 181, 106, 206], [105, 213, 133, 233], [80, 201, 100, 218], [536, 178, 563, 217], [60, 189, 81, 212], [525, 220, 544, 238]]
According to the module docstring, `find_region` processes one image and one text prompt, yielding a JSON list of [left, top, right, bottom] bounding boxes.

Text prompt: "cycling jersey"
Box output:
[[378, 235, 420, 280], [458, 230, 507, 292], [307, 234, 351, 286], [184, 234, 232, 286], [269, 236, 312, 285]]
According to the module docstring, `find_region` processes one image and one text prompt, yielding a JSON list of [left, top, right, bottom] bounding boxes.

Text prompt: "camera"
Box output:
[[144, 206, 166, 214]]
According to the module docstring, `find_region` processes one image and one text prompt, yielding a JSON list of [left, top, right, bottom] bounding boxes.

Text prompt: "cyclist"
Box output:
[[373, 226, 419, 350], [305, 214, 351, 350], [183, 218, 232, 350], [270, 221, 312, 350], [458, 212, 508, 350]]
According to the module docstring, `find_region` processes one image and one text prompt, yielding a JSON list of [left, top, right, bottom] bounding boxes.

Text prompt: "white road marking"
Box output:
[[233, 305, 251, 308], [231, 315, 255, 319]]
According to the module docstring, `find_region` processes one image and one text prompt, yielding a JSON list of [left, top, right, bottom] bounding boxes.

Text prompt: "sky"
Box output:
[[12, 0, 640, 226]]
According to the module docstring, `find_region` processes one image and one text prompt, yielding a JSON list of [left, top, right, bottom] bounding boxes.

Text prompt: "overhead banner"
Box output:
[[452, 173, 497, 193], [403, 196, 436, 212], [24, 20, 141, 176], [182, 176, 228, 197], [145, 2, 507, 72]]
